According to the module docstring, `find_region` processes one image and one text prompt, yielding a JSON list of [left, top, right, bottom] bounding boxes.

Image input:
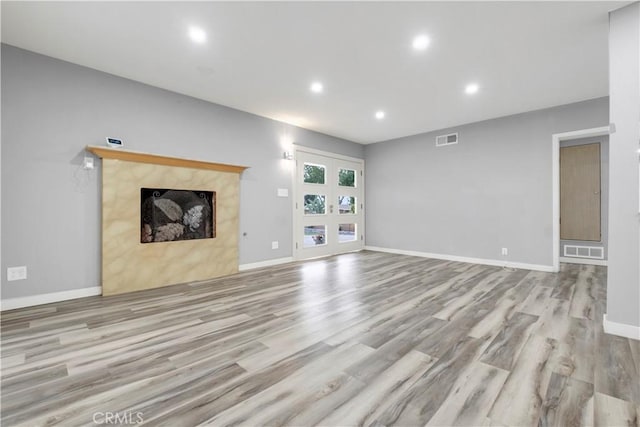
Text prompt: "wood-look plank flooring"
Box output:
[[1, 251, 638, 426]]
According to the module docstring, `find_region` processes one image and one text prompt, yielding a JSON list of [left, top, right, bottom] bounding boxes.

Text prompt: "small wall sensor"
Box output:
[[106, 137, 124, 148], [83, 157, 94, 170]]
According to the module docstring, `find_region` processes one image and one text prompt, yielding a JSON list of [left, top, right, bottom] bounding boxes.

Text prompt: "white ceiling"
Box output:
[[1, 1, 626, 144]]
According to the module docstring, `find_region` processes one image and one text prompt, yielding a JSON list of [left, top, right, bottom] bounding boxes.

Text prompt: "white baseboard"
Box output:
[[364, 246, 555, 272], [603, 314, 640, 341], [559, 256, 608, 266], [239, 257, 294, 272], [1, 286, 102, 311]]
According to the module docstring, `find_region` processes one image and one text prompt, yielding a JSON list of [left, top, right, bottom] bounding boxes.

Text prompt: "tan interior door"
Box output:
[[560, 143, 601, 241]]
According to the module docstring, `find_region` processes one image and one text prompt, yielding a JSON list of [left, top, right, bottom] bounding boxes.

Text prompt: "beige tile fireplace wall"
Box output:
[[102, 159, 239, 295]]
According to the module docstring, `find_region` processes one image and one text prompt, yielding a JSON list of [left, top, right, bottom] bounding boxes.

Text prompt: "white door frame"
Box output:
[[292, 145, 365, 261], [552, 125, 610, 272]]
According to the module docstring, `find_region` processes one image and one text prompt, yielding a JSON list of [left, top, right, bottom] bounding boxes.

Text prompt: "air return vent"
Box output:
[[436, 132, 458, 147], [563, 245, 604, 259]]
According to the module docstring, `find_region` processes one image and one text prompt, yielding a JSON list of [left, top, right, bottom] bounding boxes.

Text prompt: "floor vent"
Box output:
[[563, 245, 604, 259], [436, 132, 458, 147]]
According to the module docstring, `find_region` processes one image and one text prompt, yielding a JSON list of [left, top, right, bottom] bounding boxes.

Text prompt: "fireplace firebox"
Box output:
[[141, 188, 215, 243]]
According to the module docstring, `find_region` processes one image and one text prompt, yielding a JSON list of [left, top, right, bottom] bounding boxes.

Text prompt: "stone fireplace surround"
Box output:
[[87, 146, 247, 295]]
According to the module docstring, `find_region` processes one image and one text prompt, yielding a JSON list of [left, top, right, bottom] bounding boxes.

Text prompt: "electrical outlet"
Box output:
[[501, 248, 508, 256], [7, 266, 27, 281], [272, 241, 279, 250]]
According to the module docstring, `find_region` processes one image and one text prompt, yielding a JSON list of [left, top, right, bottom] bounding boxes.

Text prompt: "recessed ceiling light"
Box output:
[[412, 34, 430, 51], [375, 111, 385, 120], [188, 26, 207, 44], [310, 82, 324, 93], [465, 83, 480, 95]]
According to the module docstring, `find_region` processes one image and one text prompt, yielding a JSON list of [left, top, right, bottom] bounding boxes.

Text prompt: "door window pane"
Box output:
[[304, 195, 326, 215], [339, 224, 357, 242], [304, 163, 325, 184], [338, 196, 356, 214], [304, 225, 326, 247], [338, 169, 356, 187]]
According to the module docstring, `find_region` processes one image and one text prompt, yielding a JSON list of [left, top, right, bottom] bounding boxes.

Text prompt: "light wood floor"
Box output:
[[1, 251, 638, 426]]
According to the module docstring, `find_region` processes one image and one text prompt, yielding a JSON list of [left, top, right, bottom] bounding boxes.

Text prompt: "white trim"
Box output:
[[238, 257, 294, 271], [553, 126, 611, 141], [552, 135, 560, 272], [559, 256, 608, 266], [603, 314, 640, 341], [365, 246, 555, 272], [551, 126, 610, 274], [1, 286, 102, 311], [292, 145, 364, 162]]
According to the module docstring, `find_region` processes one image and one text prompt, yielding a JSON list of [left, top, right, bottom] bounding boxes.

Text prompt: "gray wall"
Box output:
[[365, 98, 609, 267], [607, 3, 640, 329], [559, 136, 609, 260], [1, 44, 363, 300]]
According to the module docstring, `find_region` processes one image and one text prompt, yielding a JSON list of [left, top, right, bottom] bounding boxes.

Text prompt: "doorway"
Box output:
[[293, 147, 365, 260], [552, 126, 610, 271], [559, 138, 609, 266]]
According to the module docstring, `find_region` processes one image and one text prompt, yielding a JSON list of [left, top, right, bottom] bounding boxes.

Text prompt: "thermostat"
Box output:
[[106, 137, 124, 148]]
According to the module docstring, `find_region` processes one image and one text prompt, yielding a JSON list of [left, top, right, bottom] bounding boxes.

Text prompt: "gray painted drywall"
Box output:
[[1, 44, 363, 300], [607, 3, 640, 329], [559, 136, 609, 260], [365, 98, 609, 267]]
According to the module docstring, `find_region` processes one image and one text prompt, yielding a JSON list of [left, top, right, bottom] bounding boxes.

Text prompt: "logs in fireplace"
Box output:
[[141, 188, 215, 243]]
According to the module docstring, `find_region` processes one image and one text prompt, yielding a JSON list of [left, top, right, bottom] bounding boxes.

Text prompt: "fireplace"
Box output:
[[141, 188, 215, 243], [87, 145, 247, 295]]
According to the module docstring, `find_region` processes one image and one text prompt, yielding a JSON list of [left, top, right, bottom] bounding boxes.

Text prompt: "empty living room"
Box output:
[[1, 1, 639, 426]]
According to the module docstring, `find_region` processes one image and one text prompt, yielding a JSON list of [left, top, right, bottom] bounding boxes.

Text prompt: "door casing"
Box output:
[[551, 126, 610, 272]]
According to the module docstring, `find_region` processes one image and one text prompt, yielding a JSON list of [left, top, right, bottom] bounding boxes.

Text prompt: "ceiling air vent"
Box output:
[[436, 132, 458, 147]]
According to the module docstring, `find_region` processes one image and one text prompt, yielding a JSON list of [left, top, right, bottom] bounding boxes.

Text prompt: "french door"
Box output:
[[294, 148, 364, 260]]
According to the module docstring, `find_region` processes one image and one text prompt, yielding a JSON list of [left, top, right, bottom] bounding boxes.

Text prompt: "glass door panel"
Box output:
[[304, 194, 326, 215], [338, 196, 356, 214], [338, 223, 357, 243]]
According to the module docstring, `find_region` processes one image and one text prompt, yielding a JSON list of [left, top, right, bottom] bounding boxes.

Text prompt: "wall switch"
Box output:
[[501, 248, 508, 256], [7, 266, 27, 281], [277, 188, 289, 197], [272, 241, 279, 250]]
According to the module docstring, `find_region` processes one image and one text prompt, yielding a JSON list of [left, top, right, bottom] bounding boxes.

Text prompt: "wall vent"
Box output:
[[563, 245, 604, 259], [436, 133, 458, 147]]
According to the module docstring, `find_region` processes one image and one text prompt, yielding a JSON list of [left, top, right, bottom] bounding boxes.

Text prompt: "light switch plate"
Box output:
[[7, 266, 27, 281], [83, 157, 94, 170], [277, 188, 288, 197]]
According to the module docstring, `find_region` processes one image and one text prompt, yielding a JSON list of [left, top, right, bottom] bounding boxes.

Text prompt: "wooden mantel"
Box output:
[[86, 146, 248, 174]]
